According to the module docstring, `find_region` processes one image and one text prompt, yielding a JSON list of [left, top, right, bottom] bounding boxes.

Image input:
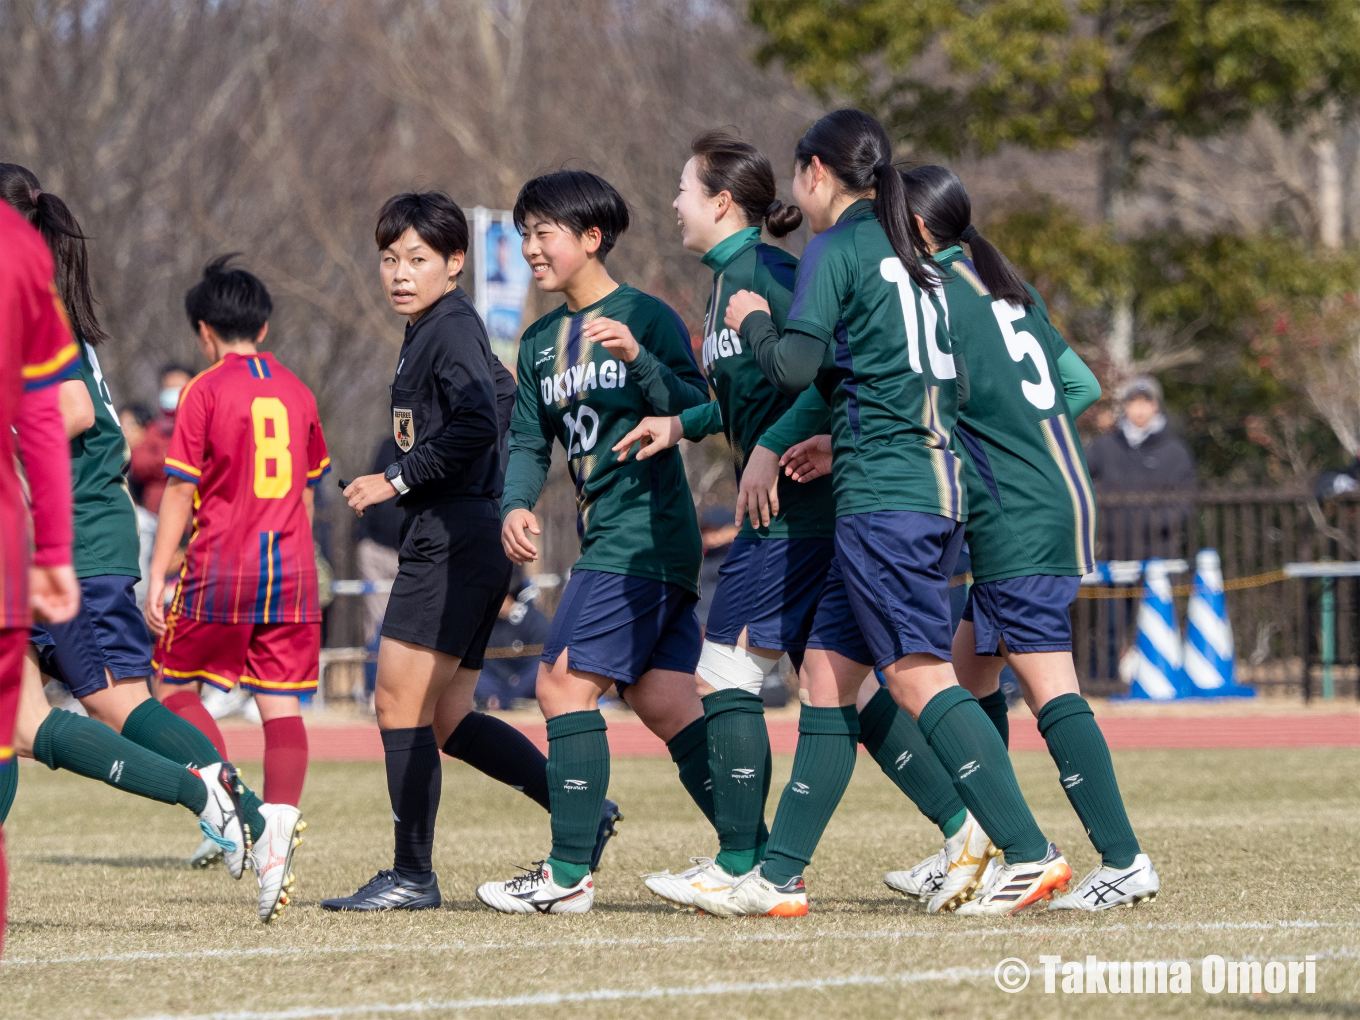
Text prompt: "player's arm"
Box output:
[[144, 479, 194, 635], [1056, 347, 1100, 419], [501, 339, 554, 564], [58, 377, 95, 438], [302, 485, 315, 528], [585, 308, 709, 415], [613, 400, 722, 464]]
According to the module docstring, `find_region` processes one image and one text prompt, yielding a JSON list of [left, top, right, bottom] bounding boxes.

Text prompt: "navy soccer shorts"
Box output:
[[30, 574, 154, 699], [542, 569, 702, 688], [704, 536, 835, 653], [961, 574, 1082, 655]]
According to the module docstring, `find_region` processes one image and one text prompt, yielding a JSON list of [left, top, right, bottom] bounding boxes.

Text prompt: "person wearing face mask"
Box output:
[[129, 363, 194, 513]]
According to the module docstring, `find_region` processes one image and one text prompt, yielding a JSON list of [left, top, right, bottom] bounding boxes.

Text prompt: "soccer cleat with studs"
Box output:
[[321, 869, 442, 912], [643, 856, 737, 909], [691, 865, 808, 918], [477, 860, 594, 914], [1047, 854, 1159, 911], [954, 842, 1072, 916], [194, 762, 247, 879], [924, 811, 999, 914], [884, 850, 947, 901], [249, 804, 305, 923], [189, 835, 225, 871]]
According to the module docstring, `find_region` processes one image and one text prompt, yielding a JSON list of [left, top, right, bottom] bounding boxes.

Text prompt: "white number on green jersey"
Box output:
[[991, 301, 1055, 410], [563, 403, 600, 456], [880, 259, 955, 379]]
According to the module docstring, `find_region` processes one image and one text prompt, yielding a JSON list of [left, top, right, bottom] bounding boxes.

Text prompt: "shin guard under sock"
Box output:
[[858, 686, 966, 834], [382, 726, 441, 880], [545, 711, 609, 882], [666, 717, 716, 828], [443, 711, 550, 811], [1037, 694, 1140, 868], [976, 688, 1010, 748], [919, 687, 1048, 865], [262, 716, 308, 806], [703, 689, 770, 875]]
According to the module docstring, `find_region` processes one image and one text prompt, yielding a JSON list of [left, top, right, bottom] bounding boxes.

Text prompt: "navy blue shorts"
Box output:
[[30, 575, 154, 699], [804, 555, 874, 665], [542, 569, 702, 688], [962, 575, 1082, 655], [704, 537, 835, 652], [832, 511, 966, 669]]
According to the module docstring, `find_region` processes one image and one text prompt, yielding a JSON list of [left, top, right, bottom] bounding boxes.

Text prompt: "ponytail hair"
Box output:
[[690, 129, 803, 238], [793, 109, 932, 289], [899, 165, 1034, 307], [0, 163, 110, 345]]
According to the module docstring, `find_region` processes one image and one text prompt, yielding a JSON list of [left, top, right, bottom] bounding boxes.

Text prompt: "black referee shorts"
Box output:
[[380, 498, 512, 669]]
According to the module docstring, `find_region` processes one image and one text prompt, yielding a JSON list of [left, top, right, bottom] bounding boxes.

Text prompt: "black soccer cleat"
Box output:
[[590, 799, 622, 872], [320, 869, 442, 912]]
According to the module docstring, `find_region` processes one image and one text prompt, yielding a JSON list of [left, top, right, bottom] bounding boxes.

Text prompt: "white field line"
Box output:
[[4, 918, 1355, 969], [108, 949, 1360, 1020]]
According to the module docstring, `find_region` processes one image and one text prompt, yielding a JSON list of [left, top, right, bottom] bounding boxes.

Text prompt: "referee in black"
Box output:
[[323, 192, 616, 912]]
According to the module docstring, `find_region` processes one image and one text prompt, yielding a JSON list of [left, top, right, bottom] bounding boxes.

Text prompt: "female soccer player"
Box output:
[[477, 170, 714, 914], [324, 192, 611, 913], [899, 165, 1159, 911], [696, 110, 1069, 918]]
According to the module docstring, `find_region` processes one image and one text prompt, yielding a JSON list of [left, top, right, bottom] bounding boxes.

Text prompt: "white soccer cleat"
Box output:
[[195, 763, 247, 880], [1047, 854, 1159, 911], [643, 857, 737, 909], [691, 865, 808, 918], [954, 842, 1073, 916], [249, 804, 305, 923], [189, 835, 225, 870], [924, 811, 999, 914], [476, 861, 594, 915], [884, 850, 947, 901]]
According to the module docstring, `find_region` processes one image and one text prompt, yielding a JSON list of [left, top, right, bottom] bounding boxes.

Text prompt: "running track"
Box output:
[[221, 714, 1360, 761]]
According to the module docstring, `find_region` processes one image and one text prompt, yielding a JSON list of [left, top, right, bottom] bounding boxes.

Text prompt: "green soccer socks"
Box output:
[[976, 687, 1010, 748], [918, 686, 1048, 865], [858, 686, 966, 836], [666, 716, 716, 828], [703, 689, 771, 876], [760, 704, 860, 887], [34, 708, 206, 813], [0, 759, 17, 823], [1036, 693, 1140, 869], [546, 710, 610, 886]]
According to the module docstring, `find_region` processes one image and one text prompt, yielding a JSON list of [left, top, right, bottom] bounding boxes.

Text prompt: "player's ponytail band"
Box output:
[[959, 224, 978, 243], [29, 188, 42, 205], [765, 200, 781, 217]]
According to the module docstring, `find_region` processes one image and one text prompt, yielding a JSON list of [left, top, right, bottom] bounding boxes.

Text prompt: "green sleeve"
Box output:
[[502, 335, 557, 518], [756, 384, 830, 456], [679, 400, 724, 441], [740, 312, 827, 394], [627, 303, 710, 414], [1056, 346, 1101, 419]]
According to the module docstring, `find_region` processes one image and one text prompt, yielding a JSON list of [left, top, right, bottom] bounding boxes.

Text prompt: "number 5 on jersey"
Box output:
[[251, 396, 293, 498]]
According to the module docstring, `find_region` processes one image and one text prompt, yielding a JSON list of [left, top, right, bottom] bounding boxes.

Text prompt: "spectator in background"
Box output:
[[356, 437, 404, 702], [474, 573, 550, 709], [129, 364, 193, 513]]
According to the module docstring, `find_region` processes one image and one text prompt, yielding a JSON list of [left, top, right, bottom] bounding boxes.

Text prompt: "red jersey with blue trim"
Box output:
[[164, 351, 330, 624], [1, 203, 79, 630]]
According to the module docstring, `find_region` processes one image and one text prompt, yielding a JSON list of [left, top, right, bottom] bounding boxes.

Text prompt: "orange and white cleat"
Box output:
[[954, 843, 1071, 916], [692, 865, 808, 918], [249, 804, 304, 923]]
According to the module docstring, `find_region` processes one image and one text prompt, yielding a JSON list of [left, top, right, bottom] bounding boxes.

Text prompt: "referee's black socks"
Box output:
[[382, 726, 441, 881], [442, 712, 550, 811]]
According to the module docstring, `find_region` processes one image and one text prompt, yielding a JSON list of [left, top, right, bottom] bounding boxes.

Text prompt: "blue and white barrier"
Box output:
[[1183, 549, 1254, 698], [1126, 560, 1193, 700]]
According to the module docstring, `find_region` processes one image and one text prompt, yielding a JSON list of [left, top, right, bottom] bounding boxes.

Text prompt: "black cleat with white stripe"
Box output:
[[320, 869, 442, 912]]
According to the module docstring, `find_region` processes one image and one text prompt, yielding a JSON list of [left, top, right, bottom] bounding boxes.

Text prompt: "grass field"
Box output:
[[2, 747, 1356, 1019]]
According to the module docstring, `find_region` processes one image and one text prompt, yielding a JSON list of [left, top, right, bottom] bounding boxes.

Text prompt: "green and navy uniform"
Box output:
[[31, 339, 152, 697], [934, 245, 1099, 654], [678, 227, 835, 655]]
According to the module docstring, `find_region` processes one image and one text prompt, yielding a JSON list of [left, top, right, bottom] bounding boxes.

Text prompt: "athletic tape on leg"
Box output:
[[696, 642, 779, 696]]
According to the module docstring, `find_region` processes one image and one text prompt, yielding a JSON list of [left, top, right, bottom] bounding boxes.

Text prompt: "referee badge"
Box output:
[[393, 407, 415, 451]]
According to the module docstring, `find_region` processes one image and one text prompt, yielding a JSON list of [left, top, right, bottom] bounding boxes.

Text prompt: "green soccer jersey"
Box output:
[[769, 199, 964, 520], [934, 246, 1096, 582], [678, 227, 834, 540], [503, 283, 709, 594], [69, 340, 141, 578]]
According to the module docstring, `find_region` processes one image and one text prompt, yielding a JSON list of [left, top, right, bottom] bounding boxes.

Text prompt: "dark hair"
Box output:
[[793, 110, 932, 289], [0, 163, 110, 345], [375, 191, 469, 262], [159, 362, 195, 382], [513, 170, 630, 260], [123, 402, 154, 427], [690, 130, 802, 238], [184, 254, 273, 341], [900, 165, 1034, 307]]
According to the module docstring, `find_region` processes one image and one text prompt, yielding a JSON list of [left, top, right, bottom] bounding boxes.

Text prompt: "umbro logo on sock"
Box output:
[[791, 782, 810, 795], [895, 751, 913, 770], [957, 760, 980, 779], [564, 779, 589, 791], [109, 760, 124, 783], [1062, 773, 1083, 789], [732, 768, 756, 781]]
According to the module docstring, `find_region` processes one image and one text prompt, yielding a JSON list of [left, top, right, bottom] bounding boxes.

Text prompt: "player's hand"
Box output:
[[582, 317, 640, 363], [30, 565, 78, 624], [735, 444, 781, 530], [613, 416, 682, 462], [780, 434, 833, 482], [724, 290, 770, 333], [344, 473, 398, 517], [144, 574, 167, 636], [502, 508, 541, 564]]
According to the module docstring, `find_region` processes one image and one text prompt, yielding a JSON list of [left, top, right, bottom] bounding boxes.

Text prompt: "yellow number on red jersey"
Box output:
[[251, 396, 293, 498]]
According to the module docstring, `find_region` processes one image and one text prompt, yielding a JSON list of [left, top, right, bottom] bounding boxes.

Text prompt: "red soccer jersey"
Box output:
[[0, 204, 79, 629], [164, 351, 330, 624]]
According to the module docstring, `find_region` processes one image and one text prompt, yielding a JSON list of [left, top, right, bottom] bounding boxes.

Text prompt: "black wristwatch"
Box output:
[[384, 462, 410, 495]]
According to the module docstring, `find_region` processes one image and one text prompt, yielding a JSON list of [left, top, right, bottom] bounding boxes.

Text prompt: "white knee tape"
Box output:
[[696, 641, 780, 695]]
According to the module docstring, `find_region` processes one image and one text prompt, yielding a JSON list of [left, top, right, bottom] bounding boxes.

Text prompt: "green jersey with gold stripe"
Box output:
[[934, 246, 1095, 582], [503, 283, 709, 594], [783, 199, 964, 521]]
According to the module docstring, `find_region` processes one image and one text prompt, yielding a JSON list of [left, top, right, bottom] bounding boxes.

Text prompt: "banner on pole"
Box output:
[[472, 206, 533, 367]]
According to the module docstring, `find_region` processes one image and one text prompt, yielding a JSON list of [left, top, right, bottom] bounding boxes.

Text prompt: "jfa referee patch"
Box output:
[[393, 406, 415, 451]]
